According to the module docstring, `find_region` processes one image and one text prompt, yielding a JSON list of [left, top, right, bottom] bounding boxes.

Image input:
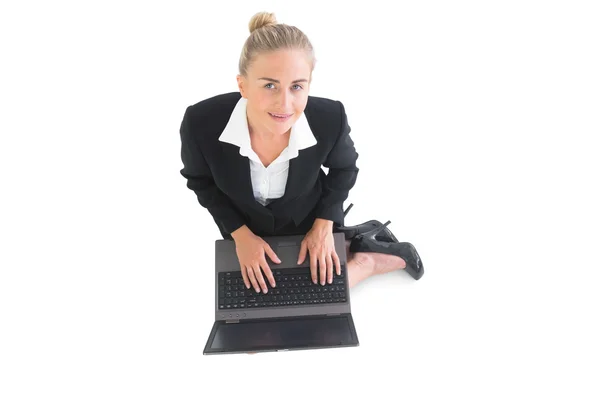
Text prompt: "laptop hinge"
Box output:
[[326, 313, 340, 316], [225, 319, 240, 324]]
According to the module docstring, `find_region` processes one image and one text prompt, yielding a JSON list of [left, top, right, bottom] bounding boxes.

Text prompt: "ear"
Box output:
[[236, 75, 247, 98]]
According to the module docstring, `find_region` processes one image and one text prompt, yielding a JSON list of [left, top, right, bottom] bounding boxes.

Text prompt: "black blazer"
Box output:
[[179, 91, 359, 239]]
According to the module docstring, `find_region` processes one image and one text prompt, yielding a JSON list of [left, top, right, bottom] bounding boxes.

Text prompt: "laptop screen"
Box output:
[[205, 315, 357, 353]]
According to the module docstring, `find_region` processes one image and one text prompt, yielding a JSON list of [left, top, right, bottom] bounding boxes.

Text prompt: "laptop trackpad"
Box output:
[[276, 245, 308, 266]]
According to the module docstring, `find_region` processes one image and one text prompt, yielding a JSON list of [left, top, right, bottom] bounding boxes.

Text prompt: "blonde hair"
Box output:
[[238, 11, 316, 77]]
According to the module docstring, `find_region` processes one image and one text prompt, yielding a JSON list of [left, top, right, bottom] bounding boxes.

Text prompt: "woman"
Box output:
[[179, 12, 424, 294]]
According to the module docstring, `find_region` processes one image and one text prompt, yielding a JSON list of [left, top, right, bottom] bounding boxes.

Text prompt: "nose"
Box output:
[[278, 90, 292, 111]]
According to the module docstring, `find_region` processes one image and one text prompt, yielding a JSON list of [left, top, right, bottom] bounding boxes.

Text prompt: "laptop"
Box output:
[[203, 231, 360, 355]]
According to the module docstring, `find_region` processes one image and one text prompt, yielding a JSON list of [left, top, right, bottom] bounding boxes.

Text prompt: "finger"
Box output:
[[310, 248, 318, 284], [247, 267, 260, 293], [319, 253, 327, 285], [254, 262, 269, 294], [326, 254, 333, 284], [264, 244, 281, 264], [240, 264, 250, 289], [260, 256, 276, 288], [333, 251, 341, 276], [297, 241, 307, 265]]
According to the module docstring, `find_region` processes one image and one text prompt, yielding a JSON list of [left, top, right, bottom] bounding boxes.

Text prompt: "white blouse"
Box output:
[[218, 97, 318, 206]]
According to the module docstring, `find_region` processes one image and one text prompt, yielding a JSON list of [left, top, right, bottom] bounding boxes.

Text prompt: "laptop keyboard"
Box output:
[[218, 266, 348, 310]]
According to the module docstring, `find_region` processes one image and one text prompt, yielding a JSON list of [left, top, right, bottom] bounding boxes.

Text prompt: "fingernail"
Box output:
[[255, 288, 260, 293], [329, 279, 332, 284], [263, 289, 268, 294]]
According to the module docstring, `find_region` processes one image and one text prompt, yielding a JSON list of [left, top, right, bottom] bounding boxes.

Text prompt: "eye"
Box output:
[[264, 83, 303, 90]]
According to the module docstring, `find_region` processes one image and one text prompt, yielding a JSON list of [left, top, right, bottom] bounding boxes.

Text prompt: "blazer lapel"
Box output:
[[218, 142, 279, 218], [276, 154, 302, 204], [268, 144, 319, 209], [219, 143, 255, 204]]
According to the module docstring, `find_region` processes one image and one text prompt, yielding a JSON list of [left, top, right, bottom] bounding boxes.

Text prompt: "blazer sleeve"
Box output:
[[179, 106, 247, 235], [314, 101, 360, 226]]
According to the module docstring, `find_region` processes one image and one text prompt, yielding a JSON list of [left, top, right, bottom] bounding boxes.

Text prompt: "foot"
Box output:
[[353, 252, 406, 276], [347, 252, 407, 287]]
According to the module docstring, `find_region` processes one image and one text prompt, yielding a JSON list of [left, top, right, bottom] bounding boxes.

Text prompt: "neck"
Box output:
[[248, 121, 290, 142]]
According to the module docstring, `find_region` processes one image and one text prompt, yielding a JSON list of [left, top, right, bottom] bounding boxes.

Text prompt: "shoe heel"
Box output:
[[343, 203, 354, 217], [360, 220, 391, 240]]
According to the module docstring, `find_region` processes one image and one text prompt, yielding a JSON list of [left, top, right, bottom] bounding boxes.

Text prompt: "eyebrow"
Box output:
[[258, 77, 308, 84]]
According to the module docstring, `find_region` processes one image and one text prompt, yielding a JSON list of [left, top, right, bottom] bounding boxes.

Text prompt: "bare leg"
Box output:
[[344, 240, 406, 288]]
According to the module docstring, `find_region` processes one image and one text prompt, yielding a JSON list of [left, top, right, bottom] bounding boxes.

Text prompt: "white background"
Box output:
[[1, 0, 599, 398]]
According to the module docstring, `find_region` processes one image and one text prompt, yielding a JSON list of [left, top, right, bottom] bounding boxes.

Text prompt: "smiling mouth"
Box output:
[[268, 112, 293, 118]]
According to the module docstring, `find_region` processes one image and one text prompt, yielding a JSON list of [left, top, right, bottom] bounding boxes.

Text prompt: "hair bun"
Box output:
[[248, 11, 277, 33]]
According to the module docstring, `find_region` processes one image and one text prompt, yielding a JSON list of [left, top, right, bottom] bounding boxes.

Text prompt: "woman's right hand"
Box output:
[[231, 226, 280, 293]]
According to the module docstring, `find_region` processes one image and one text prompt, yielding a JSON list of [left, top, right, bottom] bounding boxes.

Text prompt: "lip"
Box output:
[[268, 112, 293, 122]]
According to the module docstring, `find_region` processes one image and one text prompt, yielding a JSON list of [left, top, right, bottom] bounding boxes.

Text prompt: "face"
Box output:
[[237, 49, 312, 137]]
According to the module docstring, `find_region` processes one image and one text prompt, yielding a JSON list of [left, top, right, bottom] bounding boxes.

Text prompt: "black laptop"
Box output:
[[203, 232, 359, 355]]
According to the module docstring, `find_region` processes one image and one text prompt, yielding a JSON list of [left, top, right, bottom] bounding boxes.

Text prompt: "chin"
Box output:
[[265, 117, 295, 134]]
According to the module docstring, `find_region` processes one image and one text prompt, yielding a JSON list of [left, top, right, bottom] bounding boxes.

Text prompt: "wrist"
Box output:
[[313, 218, 334, 230], [231, 225, 252, 241]]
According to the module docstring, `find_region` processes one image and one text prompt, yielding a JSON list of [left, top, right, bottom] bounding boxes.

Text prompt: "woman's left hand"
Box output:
[[297, 218, 341, 285]]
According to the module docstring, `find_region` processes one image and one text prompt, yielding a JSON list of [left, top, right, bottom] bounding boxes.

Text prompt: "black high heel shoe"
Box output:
[[334, 204, 399, 242], [349, 220, 425, 280]]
